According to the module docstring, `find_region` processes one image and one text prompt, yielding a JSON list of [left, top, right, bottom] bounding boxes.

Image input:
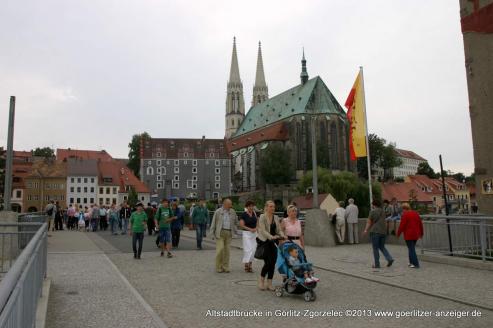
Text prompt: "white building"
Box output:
[[376, 148, 427, 180], [66, 158, 99, 208]]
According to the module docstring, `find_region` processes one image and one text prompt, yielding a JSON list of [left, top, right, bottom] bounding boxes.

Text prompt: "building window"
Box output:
[[70, 177, 75, 183], [210, 153, 215, 158], [215, 176, 220, 182], [148, 160, 152, 165], [106, 198, 110, 205], [99, 198, 103, 205], [213, 192, 219, 199], [147, 167, 154, 176], [173, 182, 179, 189], [215, 183, 220, 189], [184, 160, 187, 165], [77, 198, 81, 204], [156, 152, 162, 158], [106, 187, 110, 194], [157, 175, 162, 181], [124, 196, 128, 201], [113, 187, 117, 194], [192, 167, 197, 174], [174, 175, 179, 181], [141, 197, 145, 201], [184, 152, 189, 158], [187, 180, 193, 188], [91, 178, 95, 183], [60, 195, 65, 201], [112, 198, 117, 204], [90, 187, 94, 193], [99, 187, 104, 194], [77, 187, 81, 193], [84, 178, 88, 183], [192, 160, 197, 166], [215, 160, 220, 166], [174, 160, 179, 166], [174, 167, 179, 174], [84, 198, 88, 204], [157, 183, 163, 189], [27, 195, 32, 201], [215, 168, 220, 174], [70, 197, 74, 204], [223, 160, 228, 165], [166, 160, 170, 165], [157, 160, 162, 166], [77, 178, 81, 183], [192, 176, 198, 181], [70, 187, 74, 192]]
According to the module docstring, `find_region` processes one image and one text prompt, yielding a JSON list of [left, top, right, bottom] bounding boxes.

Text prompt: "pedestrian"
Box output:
[[54, 202, 64, 230], [44, 201, 56, 232], [99, 206, 108, 231], [170, 202, 184, 248], [91, 204, 100, 232], [210, 198, 238, 273], [239, 200, 257, 272], [334, 201, 346, 243], [119, 202, 132, 235], [345, 198, 359, 244], [192, 199, 209, 250], [84, 206, 90, 231], [145, 203, 156, 236], [108, 204, 120, 235], [364, 199, 394, 269], [397, 203, 424, 268], [129, 202, 147, 259], [154, 199, 175, 258], [386, 198, 402, 235], [67, 204, 76, 230], [281, 204, 303, 248], [257, 200, 285, 291]]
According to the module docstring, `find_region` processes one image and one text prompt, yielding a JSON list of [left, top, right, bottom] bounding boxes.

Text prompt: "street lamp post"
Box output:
[[3, 96, 16, 211]]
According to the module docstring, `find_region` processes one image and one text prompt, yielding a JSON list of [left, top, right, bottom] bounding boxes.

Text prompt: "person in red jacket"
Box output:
[[397, 203, 424, 268]]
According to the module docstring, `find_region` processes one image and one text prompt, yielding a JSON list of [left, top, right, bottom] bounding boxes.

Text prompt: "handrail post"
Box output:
[[479, 219, 486, 262]]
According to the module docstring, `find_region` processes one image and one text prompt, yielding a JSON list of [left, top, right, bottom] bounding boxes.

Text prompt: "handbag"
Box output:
[[254, 238, 267, 260]]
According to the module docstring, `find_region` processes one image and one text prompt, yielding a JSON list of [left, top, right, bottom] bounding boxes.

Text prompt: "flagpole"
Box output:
[[359, 66, 373, 206]]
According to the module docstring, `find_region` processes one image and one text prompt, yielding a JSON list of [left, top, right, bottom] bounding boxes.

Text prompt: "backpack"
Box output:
[[46, 206, 54, 216]]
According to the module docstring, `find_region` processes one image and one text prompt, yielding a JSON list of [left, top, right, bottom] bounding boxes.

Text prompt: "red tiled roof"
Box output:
[[382, 182, 433, 203], [291, 193, 329, 210], [395, 148, 426, 161], [142, 138, 229, 159], [28, 159, 67, 178], [57, 148, 113, 162], [407, 175, 455, 196], [98, 160, 149, 194], [227, 122, 290, 152], [12, 162, 33, 188]]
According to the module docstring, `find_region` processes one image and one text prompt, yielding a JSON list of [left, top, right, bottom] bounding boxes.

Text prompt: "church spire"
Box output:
[[225, 37, 245, 139], [251, 41, 269, 107], [300, 48, 309, 85], [229, 37, 241, 83]]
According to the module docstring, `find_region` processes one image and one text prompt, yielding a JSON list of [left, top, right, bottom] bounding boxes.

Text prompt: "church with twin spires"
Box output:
[[224, 38, 353, 193]]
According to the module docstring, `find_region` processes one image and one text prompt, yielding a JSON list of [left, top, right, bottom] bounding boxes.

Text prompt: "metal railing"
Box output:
[[0, 222, 47, 328], [421, 215, 493, 262]]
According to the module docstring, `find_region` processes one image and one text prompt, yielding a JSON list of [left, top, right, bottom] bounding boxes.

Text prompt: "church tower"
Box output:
[[300, 48, 309, 85], [251, 41, 268, 107], [225, 37, 245, 139]]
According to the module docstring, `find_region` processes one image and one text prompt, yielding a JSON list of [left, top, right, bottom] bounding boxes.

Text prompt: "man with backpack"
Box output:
[[45, 201, 56, 232]]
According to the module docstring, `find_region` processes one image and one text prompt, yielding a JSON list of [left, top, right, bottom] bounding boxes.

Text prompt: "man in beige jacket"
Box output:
[[210, 199, 238, 273]]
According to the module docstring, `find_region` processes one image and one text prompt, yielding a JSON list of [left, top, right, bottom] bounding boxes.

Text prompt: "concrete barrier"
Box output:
[[304, 209, 337, 247]]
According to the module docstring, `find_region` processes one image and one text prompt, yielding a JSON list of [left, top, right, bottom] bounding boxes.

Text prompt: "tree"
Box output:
[[259, 143, 293, 184], [127, 132, 150, 178], [417, 162, 437, 178], [32, 147, 54, 158], [451, 172, 466, 182], [127, 186, 138, 207], [357, 134, 401, 180], [298, 168, 381, 217]]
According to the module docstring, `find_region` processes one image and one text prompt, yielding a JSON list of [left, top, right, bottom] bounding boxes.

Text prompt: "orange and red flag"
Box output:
[[345, 71, 367, 161]]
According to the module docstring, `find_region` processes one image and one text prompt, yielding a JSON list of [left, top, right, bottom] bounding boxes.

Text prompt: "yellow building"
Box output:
[[24, 159, 67, 212], [445, 178, 471, 213]]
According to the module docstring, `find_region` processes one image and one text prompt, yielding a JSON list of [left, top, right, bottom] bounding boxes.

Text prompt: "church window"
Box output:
[[146, 167, 154, 176]]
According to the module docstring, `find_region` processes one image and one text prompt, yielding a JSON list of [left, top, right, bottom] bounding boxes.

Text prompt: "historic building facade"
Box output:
[[225, 47, 352, 192], [140, 137, 231, 202]]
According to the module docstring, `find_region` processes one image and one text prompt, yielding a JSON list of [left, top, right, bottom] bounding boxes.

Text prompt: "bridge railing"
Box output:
[[0, 221, 47, 328], [420, 215, 493, 262]]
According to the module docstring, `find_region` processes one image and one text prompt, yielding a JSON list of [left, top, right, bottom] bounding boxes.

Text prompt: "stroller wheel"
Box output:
[[275, 286, 284, 297], [304, 291, 314, 302], [310, 290, 316, 301]]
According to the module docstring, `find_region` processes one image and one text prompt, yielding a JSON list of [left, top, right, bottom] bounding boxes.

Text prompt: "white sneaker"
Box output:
[[305, 277, 313, 283]]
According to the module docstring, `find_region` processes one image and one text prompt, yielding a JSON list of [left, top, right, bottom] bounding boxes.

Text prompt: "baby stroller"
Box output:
[[275, 241, 318, 302]]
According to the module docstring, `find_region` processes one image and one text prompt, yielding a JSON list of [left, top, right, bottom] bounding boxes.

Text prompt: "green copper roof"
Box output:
[[233, 76, 346, 138]]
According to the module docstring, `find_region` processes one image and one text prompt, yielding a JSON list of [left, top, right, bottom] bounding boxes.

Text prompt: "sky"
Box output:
[[0, 0, 473, 174]]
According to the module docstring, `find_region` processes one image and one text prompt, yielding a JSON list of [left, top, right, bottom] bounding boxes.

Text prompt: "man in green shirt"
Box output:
[[154, 198, 176, 258], [130, 202, 148, 259], [192, 199, 209, 250]]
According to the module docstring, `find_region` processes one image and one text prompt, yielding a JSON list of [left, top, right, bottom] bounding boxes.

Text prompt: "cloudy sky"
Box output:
[[0, 0, 473, 174]]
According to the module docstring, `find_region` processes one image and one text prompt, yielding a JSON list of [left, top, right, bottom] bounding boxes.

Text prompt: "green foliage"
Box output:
[[127, 132, 150, 179], [127, 186, 138, 207], [32, 147, 54, 158], [259, 143, 293, 184], [298, 168, 381, 217], [417, 162, 438, 179], [357, 134, 401, 180]]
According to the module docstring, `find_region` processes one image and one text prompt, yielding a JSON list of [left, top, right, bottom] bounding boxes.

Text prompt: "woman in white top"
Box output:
[[334, 201, 346, 243]]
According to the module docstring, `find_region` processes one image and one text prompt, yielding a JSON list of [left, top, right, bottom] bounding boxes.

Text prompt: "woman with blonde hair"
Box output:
[[256, 200, 285, 291], [282, 204, 304, 248]]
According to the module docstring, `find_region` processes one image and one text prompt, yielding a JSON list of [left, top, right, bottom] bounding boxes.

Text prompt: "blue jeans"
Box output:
[[132, 232, 144, 257], [370, 233, 393, 268], [91, 218, 99, 232], [159, 228, 171, 244], [110, 217, 120, 234], [121, 218, 129, 234], [405, 240, 419, 267], [196, 224, 206, 248]]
